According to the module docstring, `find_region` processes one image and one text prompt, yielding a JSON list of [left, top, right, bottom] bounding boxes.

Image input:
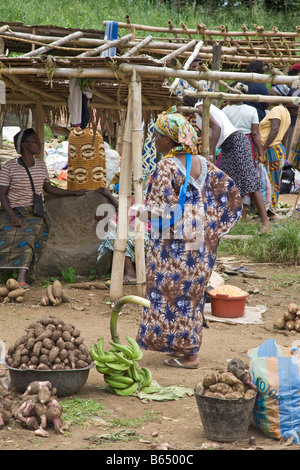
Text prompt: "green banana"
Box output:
[[113, 381, 140, 396], [140, 367, 152, 388], [96, 364, 112, 374], [90, 344, 100, 361], [130, 361, 142, 382], [126, 336, 143, 361], [113, 351, 134, 366], [105, 361, 129, 371], [104, 376, 133, 390], [109, 341, 135, 359], [97, 337, 105, 356]]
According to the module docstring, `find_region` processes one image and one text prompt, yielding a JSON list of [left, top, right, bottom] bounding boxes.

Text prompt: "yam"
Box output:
[[294, 320, 300, 332], [224, 392, 244, 400], [52, 280, 62, 299], [48, 347, 60, 363], [6, 278, 20, 291], [0, 287, 9, 297], [209, 383, 233, 395], [218, 372, 242, 386], [76, 360, 88, 369], [244, 389, 257, 399], [203, 390, 224, 399], [284, 311, 295, 321], [202, 374, 217, 389], [41, 296, 50, 306], [46, 285, 56, 305], [285, 320, 295, 331], [288, 303, 299, 314], [61, 290, 69, 303], [273, 314, 286, 330]]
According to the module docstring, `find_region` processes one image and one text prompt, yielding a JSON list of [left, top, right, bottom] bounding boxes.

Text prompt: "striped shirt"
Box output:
[[0, 157, 50, 208]]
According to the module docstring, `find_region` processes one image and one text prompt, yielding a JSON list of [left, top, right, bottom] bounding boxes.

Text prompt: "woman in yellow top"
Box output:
[[259, 85, 291, 218]]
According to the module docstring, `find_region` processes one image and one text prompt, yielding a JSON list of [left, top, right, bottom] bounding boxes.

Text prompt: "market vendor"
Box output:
[[0, 128, 86, 288]]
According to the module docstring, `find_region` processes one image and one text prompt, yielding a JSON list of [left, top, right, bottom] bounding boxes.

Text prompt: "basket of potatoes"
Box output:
[[194, 368, 257, 442]]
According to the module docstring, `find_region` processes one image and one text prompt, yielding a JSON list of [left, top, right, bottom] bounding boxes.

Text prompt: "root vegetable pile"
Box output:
[[0, 383, 13, 427], [273, 303, 300, 332], [14, 381, 64, 436], [0, 278, 28, 304], [5, 316, 92, 370], [41, 280, 69, 306], [195, 358, 257, 400]]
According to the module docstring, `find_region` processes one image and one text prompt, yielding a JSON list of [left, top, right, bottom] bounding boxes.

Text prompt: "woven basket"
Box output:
[[67, 127, 106, 190]]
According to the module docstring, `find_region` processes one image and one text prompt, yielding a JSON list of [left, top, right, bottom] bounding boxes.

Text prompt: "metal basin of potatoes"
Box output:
[[4, 362, 94, 397]]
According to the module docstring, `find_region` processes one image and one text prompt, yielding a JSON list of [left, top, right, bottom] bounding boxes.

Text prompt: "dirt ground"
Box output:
[[0, 194, 299, 453]]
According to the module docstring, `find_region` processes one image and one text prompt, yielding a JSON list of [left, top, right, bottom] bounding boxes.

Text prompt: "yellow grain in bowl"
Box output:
[[209, 285, 248, 297]]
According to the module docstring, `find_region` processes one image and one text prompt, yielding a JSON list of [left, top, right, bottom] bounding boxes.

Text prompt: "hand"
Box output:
[[10, 213, 22, 227]]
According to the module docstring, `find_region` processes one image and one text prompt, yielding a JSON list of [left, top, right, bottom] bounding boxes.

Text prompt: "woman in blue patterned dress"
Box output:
[[136, 108, 242, 369]]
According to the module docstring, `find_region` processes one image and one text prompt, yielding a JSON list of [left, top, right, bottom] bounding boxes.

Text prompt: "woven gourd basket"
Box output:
[[67, 127, 106, 190]]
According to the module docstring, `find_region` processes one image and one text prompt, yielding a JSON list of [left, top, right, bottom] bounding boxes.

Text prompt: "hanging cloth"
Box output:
[[101, 21, 119, 57]]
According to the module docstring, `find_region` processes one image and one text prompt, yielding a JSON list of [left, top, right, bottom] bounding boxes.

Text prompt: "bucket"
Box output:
[[208, 292, 249, 318], [194, 387, 256, 442]]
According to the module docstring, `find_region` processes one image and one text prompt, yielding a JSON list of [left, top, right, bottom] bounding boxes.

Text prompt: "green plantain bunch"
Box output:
[[90, 335, 153, 396]]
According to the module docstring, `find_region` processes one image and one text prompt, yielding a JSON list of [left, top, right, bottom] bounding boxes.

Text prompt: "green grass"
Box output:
[[218, 218, 300, 264], [0, 0, 298, 34]]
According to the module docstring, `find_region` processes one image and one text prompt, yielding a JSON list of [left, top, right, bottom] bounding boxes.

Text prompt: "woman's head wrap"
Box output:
[[271, 84, 290, 96], [13, 128, 35, 155], [154, 106, 198, 158]]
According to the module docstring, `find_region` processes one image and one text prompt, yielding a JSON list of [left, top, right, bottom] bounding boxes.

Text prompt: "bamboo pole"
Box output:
[[160, 39, 196, 63], [105, 21, 300, 38], [20, 31, 84, 57], [288, 108, 300, 162], [76, 33, 133, 57], [123, 35, 153, 57], [131, 68, 145, 297], [109, 85, 134, 300], [35, 102, 44, 160], [118, 64, 298, 86], [171, 40, 204, 92], [184, 90, 300, 105], [201, 97, 210, 160]]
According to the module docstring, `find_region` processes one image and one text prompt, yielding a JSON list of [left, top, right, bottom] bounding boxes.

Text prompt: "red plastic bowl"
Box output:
[[208, 292, 249, 318]]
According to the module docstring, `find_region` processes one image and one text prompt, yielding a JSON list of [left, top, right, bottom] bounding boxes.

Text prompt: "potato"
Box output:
[[285, 320, 295, 331], [294, 320, 300, 332], [209, 383, 233, 395], [6, 278, 20, 291], [288, 303, 299, 314], [273, 314, 286, 330], [232, 382, 246, 393]]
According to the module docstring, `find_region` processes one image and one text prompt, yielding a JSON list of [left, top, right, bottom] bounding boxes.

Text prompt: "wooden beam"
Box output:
[[77, 33, 133, 58], [20, 31, 84, 57]]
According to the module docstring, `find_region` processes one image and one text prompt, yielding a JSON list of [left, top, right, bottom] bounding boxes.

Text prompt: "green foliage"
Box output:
[[0, 0, 298, 34], [61, 267, 77, 283], [219, 219, 300, 264], [60, 397, 105, 425]]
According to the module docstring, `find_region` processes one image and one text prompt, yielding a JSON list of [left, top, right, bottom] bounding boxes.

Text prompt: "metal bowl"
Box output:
[[4, 362, 94, 397]]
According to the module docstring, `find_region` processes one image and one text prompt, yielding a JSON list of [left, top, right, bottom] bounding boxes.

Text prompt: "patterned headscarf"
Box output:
[[154, 106, 198, 158], [271, 84, 290, 96]]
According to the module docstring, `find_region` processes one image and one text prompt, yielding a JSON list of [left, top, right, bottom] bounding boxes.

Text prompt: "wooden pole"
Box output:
[[202, 97, 210, 160], [35, 102, 44, 160], [109, 86, 133, 300], [123, 35, 153, 57], [288, 108, 300, 163], [184, 89, 300, 105], [20, 31, 84, 57], [131, 68, 145, 297], [76, 33, 133, 58]]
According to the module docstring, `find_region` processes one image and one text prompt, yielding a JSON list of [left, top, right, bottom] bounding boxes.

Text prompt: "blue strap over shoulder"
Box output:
[[151, 153, 192, 231]]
